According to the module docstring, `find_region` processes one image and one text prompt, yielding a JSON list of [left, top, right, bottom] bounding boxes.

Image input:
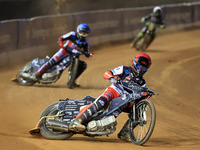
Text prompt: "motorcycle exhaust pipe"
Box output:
[[46, 120, 69, 133]]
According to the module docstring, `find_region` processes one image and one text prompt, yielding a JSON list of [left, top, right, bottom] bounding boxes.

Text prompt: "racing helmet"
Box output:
[[77, 23, 90, 40], [132, 52, 151, 78], [153, 6, 162, 16]]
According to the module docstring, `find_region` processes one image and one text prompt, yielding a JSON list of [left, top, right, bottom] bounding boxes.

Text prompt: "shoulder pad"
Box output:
[[111, 66, 123, 75]]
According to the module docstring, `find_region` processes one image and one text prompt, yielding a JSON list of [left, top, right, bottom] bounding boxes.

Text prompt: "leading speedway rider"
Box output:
[[69, 52, 152, 142]]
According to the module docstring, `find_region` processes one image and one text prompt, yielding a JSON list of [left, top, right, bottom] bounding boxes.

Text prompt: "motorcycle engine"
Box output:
[[87, 115, 117, 132], [42, 69, 60, 81]]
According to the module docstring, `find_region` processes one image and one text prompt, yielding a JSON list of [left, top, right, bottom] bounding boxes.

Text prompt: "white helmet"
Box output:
[[153, 6, 162, 15]]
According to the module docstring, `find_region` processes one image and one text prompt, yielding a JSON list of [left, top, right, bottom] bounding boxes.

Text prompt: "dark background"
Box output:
[[0, 0, 199, 21]]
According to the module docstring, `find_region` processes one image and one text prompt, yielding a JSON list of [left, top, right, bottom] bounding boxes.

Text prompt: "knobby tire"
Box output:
[[39, 102, 74, 140], [129, 99, 156, 145]]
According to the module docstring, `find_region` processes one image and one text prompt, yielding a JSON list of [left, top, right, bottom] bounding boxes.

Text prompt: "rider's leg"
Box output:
[[30, 48, 68, 81], [71, 60, 87, 87], [75, 60, 87, 79], [131, 26, 148, 48], [69, 87, 121, 131], [118, 119, 131, 142], [138, 26, 147, 37], [68, 96, 108, 132]]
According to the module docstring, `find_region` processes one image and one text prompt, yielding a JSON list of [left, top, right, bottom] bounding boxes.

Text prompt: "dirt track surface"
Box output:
[[1, 29, 200, 150]]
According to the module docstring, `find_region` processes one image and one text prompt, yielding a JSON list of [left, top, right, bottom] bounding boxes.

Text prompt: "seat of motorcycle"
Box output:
[[59, 95, 96, 101]]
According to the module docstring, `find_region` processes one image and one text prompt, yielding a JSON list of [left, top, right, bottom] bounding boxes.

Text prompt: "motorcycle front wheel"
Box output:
[[39, 102, 74, 140], [129, 99, 156, 145]]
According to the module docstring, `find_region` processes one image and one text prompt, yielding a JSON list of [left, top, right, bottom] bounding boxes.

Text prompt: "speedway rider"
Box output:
[[69, 52, 152, 142], [133, 6, 166, 44], [29, 23, 93, 87]]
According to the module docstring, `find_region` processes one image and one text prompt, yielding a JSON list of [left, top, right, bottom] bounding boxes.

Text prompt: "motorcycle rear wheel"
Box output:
[[67, 58, 79, 89], [39, 102, 74, 140], [129, 100, 156, 145], [17, 62, 36, 86]]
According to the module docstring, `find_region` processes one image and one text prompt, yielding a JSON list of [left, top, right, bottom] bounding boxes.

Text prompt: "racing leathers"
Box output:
[[34, 31, 91, 81], [69, 65, 147, 137], [139, 12, 166, 37]]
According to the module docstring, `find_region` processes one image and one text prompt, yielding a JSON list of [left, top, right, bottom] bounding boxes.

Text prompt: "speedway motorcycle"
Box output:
[[131, 22, 160, 51], [29, 79, 158, 145], [12, 49, 93, 89]]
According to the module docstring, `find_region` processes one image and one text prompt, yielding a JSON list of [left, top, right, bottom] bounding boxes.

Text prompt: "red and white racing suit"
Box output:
[[76, 65, 147, 123], [36, 31, 91, 79]]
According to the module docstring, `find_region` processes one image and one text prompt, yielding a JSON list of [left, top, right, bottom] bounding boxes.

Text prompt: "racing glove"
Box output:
[[141, 17, 146, 23], [160, 24, 166, 29], [85, 52, 94, 58], [58, 37, 64, 48]]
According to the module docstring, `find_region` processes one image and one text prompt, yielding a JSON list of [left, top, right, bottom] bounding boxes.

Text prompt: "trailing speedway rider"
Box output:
[[69, 52, 152, 142], [137, 6, 166, 39], [29, 23, 93, 87]]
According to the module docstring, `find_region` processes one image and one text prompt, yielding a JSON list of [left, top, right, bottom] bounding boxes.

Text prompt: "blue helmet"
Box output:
[[77, 23, 90, 39]]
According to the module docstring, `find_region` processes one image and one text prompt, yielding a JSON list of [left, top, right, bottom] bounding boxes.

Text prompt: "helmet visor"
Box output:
[[78, 31, 88, 37], [135, 63, 148, 72]]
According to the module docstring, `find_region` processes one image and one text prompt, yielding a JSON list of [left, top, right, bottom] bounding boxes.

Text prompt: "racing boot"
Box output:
[[21, 72, 40, 81], [29, 62, 51, 81], [69, 97, 107, 132], [68, 118, 86, 132], [117, 120, 131, 142]]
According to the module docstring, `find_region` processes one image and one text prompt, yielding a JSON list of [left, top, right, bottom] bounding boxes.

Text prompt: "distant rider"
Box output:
[[69, 52, 152, 142], [132, 6, 166, 47], [29, 23, 93, 87]]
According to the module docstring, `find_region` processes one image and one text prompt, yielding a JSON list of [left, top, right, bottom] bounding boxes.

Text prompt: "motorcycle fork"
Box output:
[[68, 58, 74, 72], [129, 103, 136, 122]]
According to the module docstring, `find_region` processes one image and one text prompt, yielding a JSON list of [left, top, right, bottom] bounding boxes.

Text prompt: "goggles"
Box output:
[[134, 62, 148, 72], [78, 31, 88, 37]]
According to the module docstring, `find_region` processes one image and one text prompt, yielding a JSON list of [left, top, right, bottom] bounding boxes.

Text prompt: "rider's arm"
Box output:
[[103, 66, 124, 80], [103, 71, 119, 84], [58, 31, 75, 48], [141, 14, 151, 23], [157, 16, 166, 29], [83, 40, 89, 52], [160, 21, 166, 29], [82, 41, 91, 57], [103, 71, 114, 80]]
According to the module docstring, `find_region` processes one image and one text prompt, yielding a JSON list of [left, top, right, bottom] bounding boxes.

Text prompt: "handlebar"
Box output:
[[63, 48, 94, 57], [147, 89, 159, 96], [118, 79, 158, 96]]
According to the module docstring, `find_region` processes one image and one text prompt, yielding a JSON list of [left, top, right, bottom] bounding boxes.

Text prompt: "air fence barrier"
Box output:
[[0, 2, 200, 66]]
